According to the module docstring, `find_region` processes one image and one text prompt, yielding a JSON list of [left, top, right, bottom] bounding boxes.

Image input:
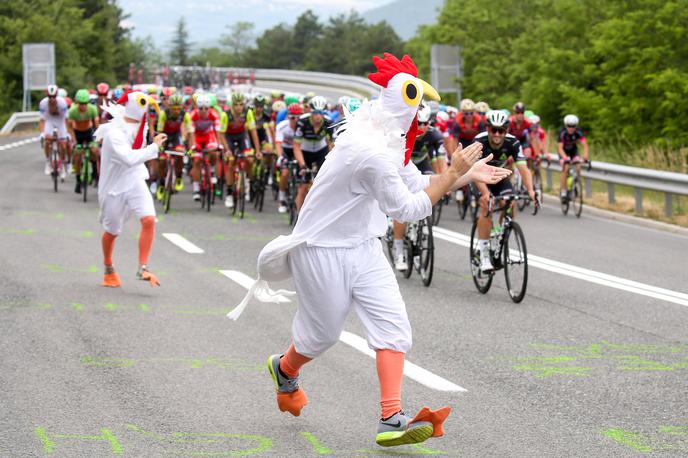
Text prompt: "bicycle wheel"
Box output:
[[469, 219, 493, 293], [238, 171, 246, 219], [457, 194, 468, 220], [163, 169, 173, 214], [52, 150, 59, 193], [573, 176, 583, 218], [402, 238, 413, 279], [431, 200, 443, 226], [418, 217, 434, 287], [503, 221, 528, 303], [517, 174, 528, 211], [560, 184, 570, 215], [81, 155, 89, 202], [205, 166, 213, 212]]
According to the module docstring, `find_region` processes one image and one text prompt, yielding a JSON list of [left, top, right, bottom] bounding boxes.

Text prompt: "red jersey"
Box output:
[[454, 112, 483, 141], [190, 108, 220, 135], [508, 116, 532, 142]]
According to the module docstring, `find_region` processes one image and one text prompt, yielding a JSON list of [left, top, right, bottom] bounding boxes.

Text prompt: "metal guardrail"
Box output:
[[544, 155, 688, 217], [253, 69, 381, 98], [1, 111, 40, 134]]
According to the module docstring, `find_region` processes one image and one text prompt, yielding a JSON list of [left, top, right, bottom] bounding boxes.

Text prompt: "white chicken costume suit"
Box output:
[[231, 54, 451, 440]]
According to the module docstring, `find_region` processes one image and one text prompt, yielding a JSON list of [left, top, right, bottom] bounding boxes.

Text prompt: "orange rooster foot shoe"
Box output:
[[137, 265, 160, 287], [410, 406, 452, 438], [102, 267, 122, 287], [268, 354, 308, 417]]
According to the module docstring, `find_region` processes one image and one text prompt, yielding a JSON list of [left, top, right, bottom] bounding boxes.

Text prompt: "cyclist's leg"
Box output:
[[560, 159, 570, 197]]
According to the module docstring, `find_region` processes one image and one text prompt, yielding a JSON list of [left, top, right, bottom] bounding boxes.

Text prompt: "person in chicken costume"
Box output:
[[229, 54, 511, 447], [95, 91, 167, 288]]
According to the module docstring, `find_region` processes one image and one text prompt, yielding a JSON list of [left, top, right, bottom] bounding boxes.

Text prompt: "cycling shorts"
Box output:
[[412, 157, 434, 175], [225, 132, 252, 156], [193, 131, 218, 157], [485, 177, 514, 197], [562, 149, 580, 161], [281, 147, 294, 161], [300, 148, 329, 183], [43, 118, 69, 140], [74, 129, 96, 148]]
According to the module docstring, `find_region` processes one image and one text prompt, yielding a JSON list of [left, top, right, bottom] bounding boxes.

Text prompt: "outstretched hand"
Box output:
[[467, 154, 512, 185], [449, 142, 483, 177]]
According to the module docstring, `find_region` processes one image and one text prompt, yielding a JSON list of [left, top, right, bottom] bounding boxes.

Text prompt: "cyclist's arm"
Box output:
[[156, 111, 167, 133], [557, 139, 567, 160], [581, 138, 589, 161], [293, 140, 305, 168]]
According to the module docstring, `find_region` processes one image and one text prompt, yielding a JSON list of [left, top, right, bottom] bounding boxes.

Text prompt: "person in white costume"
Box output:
[[229, 54, 511, 447], [95, 91, 166, 287]]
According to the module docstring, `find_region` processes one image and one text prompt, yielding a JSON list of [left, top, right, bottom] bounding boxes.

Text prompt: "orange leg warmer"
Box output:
[[376, 349, 405, 419], [102, 232, 117, 266], [279, 343, 312, 378], [138, 216, 155, 266]]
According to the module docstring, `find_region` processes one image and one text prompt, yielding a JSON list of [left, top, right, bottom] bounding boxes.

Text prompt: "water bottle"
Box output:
[[490, 224, 503, 252], [566, 174, 573, 191]]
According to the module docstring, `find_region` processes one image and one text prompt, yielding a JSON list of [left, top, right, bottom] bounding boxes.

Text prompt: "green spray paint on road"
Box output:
[[603, 425, 688, 454]]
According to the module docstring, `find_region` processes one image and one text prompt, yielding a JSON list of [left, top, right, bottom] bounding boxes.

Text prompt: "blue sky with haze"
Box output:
[[118, 0, 393, 49]]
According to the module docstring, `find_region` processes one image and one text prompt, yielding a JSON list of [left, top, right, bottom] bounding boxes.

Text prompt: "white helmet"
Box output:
[[436, 111, 450, 122], [46, 85, 59, 97], [58, 88, 68, 98], [309, 96, 327, 112], [527, 114, 541, 124], [564, 114, 579, 127], [197, 94, 211, 108], [417, 103, 432, 123], [460, 98, 476, 112], [486, 109, 509, 128], [337, 96, 350, 107]]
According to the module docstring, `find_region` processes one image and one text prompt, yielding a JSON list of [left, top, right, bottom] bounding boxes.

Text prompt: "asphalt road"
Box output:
[[1, 99, 687, 457]]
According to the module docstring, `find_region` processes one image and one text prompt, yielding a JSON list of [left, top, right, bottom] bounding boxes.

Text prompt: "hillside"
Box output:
[[363, 0, 444, 40]]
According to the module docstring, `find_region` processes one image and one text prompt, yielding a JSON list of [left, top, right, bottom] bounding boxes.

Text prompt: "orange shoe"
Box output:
[[102, 271, 122, 287], [137, 266, 160, 287], [268, 354, 308, 416]]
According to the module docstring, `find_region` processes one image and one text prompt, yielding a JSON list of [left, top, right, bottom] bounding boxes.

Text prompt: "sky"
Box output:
[[118, 0, 393, 50]]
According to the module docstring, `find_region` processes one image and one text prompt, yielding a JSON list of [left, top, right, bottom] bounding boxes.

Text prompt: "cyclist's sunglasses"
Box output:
[[199, 106, 209, 111], [288, 115, 299, 120], [514, 109, 524, 114], [418, 121, 429, 126], [489, 127, 507, 134], [565, 124, 576, 128], [463, 111, 474, 116], [312, 110, 325, 115]]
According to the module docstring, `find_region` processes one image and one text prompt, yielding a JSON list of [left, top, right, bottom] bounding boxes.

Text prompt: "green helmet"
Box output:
[[231, 92, 245, 104], [169, 93, 183, 106], [208, 93, 218, 108], [284, 95, 299, 105], [75, 89, 90, 104], [524, 110, 535, 119]]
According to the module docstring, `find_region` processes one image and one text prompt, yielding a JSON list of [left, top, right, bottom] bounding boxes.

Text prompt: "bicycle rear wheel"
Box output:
[[418, 217, 434, 287], [573, 177, 583, 218], [560, 188, 570, 215], [237, 171, 246, 219], [503, 221, 528, 303], [205, 166, 212, 212], [469, 219, 493, 293], [52, 150, 59, 193], [163, 168, 173, 214], [431, 200, 443, 226], [81, 156, 89, 202]]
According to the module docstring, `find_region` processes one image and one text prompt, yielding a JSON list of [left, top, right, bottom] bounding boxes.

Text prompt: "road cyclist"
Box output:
[[68, 89, 100, 197], [39, 85, 70, 182]]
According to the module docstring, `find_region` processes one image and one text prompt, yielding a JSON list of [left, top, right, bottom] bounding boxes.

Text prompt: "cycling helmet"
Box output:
[[417, 103, 432, 123], [436, 111, 450, 122], [74, 89, 90, 104], [287, 103, 304, 115], [147, 86, 158, 95], [253, 93, 266, 107], [96, 83, 109, 96], [309, 96, 327, 112], [58, 88, 68, 98], [306, 91, 316, 99], [513, 101, 525, 113], [231, 92, 245, 104], [161, 87, 175, 97], [564, 114, 579, 127], [46, 85, 58, 97], [113, 88, 124, 100], [284, 95, 299, 106], [346, 98, 361, 113], [183, 86, 194, 95], [208, 93, 218, 108], [216, 92, 228, 103], [527, 114, 541, 125], [486, 110, 510, 128], [169, 93, 183, 106], [460, 98, 476, 112], [475, 101, 490, 113], [197, 95, 211, 108], [427, 100, 440, 115], [272, 101, 286, 113], [89, 93, 98, 104], [524, 110, 535, 119]]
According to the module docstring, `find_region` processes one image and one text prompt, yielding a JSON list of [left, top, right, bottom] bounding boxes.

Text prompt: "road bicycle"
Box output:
[[284, 160, 300, 227], [251, 149, 276, 213], [197, 147, 218, 212], [74, 139, 96, 202], [456, 184, 479, 222], [231, 150, 251, 219], [469, 193, 538, 303], [560, 159, 591, 218], [47, 128, 62, 192], [384, 214, 435, 287], [160, 148, 186, 214]]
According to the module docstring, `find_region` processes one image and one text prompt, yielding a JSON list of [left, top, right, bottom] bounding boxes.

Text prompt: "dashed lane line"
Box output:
[[220, 268, 467, 393], [433, 226, 688, 308], [161, 233, 205, 254], [0, 136, 40, 151]]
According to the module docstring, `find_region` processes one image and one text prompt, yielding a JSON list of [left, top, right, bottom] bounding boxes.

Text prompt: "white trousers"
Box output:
[[100, 180, 155, 235], [289, 238, 412, 358]]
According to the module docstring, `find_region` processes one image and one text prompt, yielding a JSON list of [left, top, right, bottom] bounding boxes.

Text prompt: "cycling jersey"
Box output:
[[411, 127, 446, 171], [221, 107, 256, 135], [275, 119, 296, 149], [557, 127, 586, 155], [508, 116, 532, 144], [294, 114, 333, 153], [189, 108, 220, 135], [39, 97, 69, 139], [473, 131, 526, 168], [157, 109, 191, 135], [253, 110, 273, 144], [67, 103, 98, 132], [453, 112, 484, 144]]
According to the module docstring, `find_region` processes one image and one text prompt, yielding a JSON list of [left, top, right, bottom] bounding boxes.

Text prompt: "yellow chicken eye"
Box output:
[[402, 80, 421, 106]]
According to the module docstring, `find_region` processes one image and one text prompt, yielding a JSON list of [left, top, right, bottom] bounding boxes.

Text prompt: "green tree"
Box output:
[[169, 17, 191, 65], [220, 21, 255, 64]]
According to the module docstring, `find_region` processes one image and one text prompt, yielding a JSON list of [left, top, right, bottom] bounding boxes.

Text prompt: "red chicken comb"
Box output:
[[368, 53, 418, 88]]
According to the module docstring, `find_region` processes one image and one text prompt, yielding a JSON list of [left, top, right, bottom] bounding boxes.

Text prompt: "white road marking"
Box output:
[[433, 226, 688, 307], [339, 331, 467, 392], [161, 233, 204, 254], [223, 268, 465, 392], [0, 136, 40, 152]]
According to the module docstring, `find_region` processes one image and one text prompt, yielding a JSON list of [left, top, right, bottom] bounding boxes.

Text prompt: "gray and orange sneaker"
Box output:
[[267, 354, 308, 416], [376, 410, 434, 447]]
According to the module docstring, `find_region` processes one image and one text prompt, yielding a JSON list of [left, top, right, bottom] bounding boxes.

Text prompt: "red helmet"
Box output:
[[46, 85, 58, 97], [161, 86, 175, 97], [96, 82, 109, 96], [183, 86, 194, 95], [287, 103, 304, 115]]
